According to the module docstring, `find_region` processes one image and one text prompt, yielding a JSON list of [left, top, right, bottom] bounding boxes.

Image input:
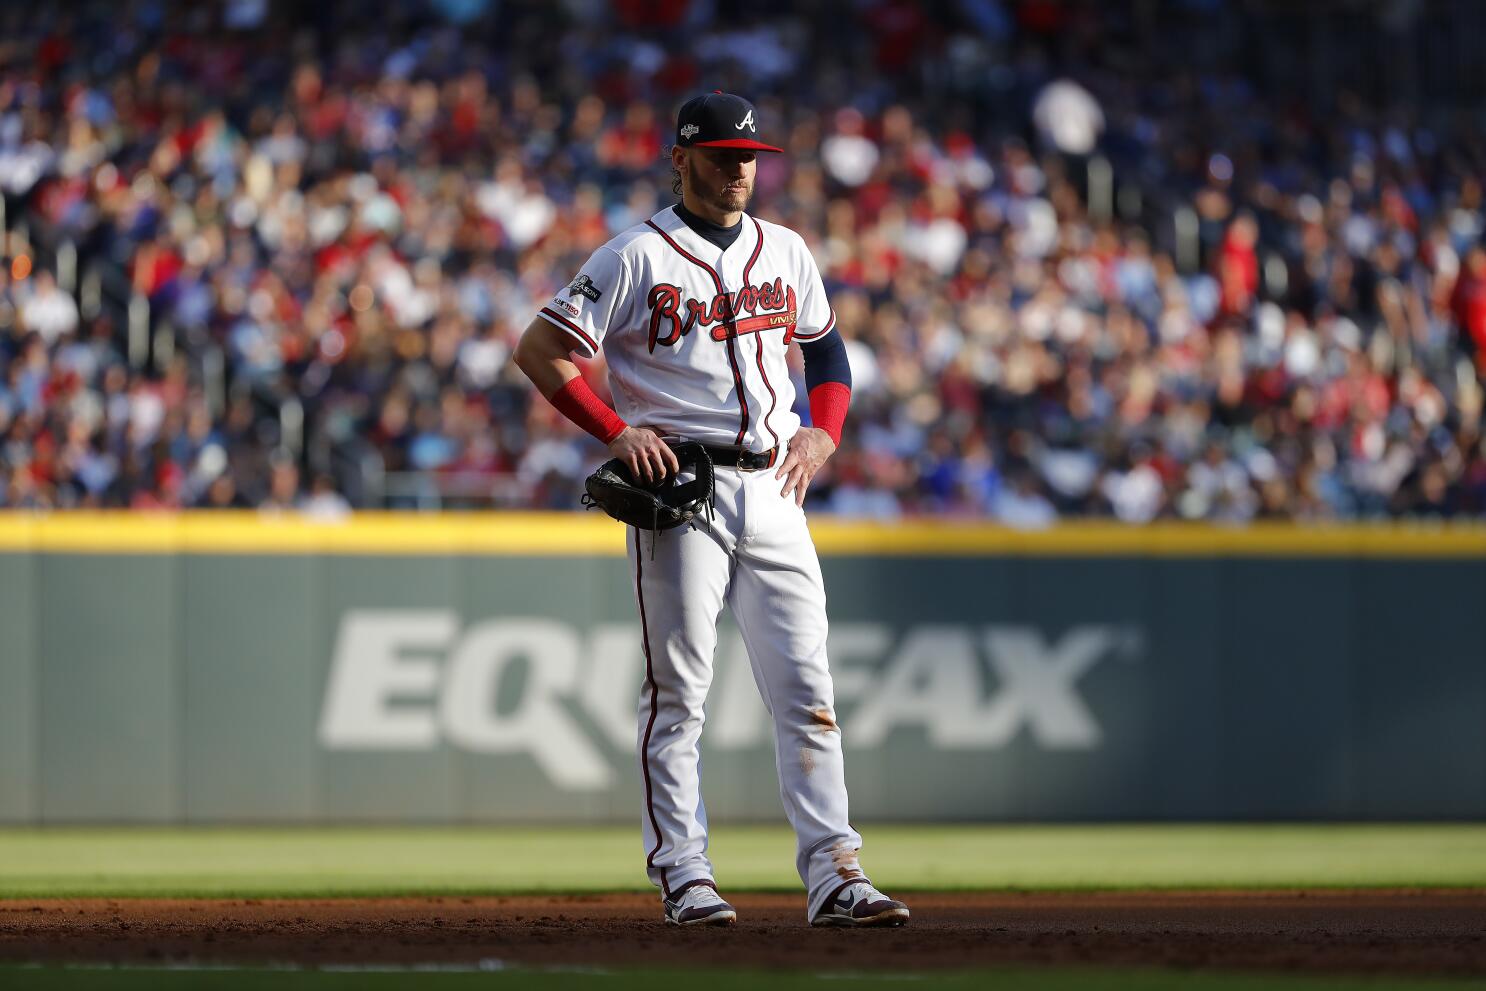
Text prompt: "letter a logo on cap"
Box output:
[[736, 109, 756, 132]]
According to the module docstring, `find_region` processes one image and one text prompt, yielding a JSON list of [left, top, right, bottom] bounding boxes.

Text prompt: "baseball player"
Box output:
[[515, 92, 908, 928]]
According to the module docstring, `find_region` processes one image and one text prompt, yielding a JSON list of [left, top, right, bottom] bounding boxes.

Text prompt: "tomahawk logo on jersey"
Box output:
[[538, 208, 837, 452], [647, 276, 796, 349]]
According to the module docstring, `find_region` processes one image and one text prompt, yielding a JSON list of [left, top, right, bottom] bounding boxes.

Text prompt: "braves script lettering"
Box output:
[[647, 278, 798, 352]]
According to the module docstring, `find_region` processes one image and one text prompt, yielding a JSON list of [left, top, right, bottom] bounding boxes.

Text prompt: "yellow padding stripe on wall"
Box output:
[[0, 512, 623, 555], [0, 513, 1484, 557]]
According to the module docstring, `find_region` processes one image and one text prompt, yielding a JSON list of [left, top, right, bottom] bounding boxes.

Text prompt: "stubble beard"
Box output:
[[692, 170, 753, 215]]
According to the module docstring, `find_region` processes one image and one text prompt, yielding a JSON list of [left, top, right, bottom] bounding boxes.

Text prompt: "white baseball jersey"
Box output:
[[537, 206, 838, 451]]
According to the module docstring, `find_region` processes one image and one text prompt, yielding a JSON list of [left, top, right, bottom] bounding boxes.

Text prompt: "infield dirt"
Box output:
[[1, 891, 1483, 976]]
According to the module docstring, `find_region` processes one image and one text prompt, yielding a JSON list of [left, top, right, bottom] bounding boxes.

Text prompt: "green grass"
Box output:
[[2, 967, 1484, 991], [1, 824, 1483, 899]]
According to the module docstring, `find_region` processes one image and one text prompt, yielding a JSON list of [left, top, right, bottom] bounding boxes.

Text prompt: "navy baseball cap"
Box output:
[[675, 92, 784, 153]]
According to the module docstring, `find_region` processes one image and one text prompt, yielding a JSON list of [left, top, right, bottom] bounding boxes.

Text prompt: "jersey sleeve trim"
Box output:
[[538, 306, 599, 356], [792, 308, 836, 342]]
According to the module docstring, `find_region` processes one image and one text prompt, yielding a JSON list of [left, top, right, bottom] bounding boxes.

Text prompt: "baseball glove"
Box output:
[[582, 440, 715, 533]]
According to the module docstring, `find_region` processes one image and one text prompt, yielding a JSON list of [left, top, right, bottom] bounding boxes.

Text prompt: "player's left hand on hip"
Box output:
[[776, 427, 836, 506]]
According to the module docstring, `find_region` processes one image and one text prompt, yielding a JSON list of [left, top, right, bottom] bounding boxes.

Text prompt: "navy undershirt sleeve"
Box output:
[[800, 329, 852, 392]]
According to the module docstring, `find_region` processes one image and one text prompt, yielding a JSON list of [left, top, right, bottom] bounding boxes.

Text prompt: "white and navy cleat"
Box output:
[[811, 881, 910, 927], [663, 880, 738, 926]]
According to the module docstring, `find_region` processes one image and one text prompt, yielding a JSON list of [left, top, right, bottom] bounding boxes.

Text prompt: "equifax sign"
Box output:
[[318, 611, 1142, 791]]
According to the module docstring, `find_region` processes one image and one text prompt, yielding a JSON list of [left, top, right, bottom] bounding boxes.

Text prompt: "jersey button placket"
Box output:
[[719, 249, 751, 455], [715, 250, 755, 549]]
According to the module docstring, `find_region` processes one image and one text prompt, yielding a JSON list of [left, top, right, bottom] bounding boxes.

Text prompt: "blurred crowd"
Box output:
[[2, 0, 1485, 520]]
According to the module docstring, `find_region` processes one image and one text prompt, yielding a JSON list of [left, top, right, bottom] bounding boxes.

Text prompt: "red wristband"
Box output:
[[808, 382, 850, 447], [550, 377, 627, 444]]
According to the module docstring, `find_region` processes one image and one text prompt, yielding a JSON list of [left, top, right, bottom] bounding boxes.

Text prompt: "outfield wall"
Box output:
[[1, 514, 1483, 824]]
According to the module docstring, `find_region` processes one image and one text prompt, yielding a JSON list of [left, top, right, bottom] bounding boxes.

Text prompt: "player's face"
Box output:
[[684, 147, 756, 216]]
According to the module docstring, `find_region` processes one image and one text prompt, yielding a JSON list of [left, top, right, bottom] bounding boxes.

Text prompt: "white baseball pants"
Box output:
[[627, 458, 866, 920]]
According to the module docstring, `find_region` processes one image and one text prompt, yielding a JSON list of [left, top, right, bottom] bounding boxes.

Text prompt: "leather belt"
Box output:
[[701, 444, 779, 471]]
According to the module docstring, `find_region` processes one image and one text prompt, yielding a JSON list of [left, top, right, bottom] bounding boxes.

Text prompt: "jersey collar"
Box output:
[[651, 206, 756, 261]]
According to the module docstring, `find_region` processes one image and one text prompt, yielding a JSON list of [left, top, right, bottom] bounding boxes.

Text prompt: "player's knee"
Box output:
[[653, 684, 710, 718], [784, 701, 839, 734]]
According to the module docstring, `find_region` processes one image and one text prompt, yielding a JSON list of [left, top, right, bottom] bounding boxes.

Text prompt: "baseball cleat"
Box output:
[[811, 881, 910, 927], [663, 880, 738, 926]]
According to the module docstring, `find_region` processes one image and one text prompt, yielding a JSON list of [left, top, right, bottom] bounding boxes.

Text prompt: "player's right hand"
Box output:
[[608, 426, 680, 484]]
